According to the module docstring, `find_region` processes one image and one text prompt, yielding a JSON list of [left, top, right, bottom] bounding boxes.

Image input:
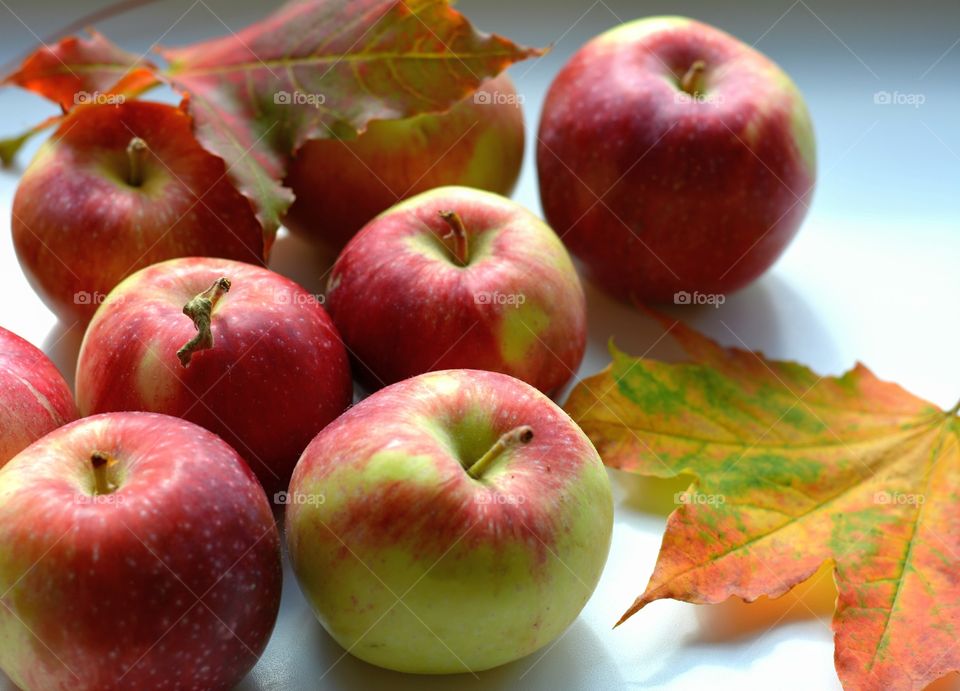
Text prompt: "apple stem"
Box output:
[[439, 210, 469, 266], [948, 398, 960, 416], [177, 277, 231, 367], [126, 137, 148, 187], [680, 60, 707, 96], [466, 425, 534, 480], [90, 451, 116, 495]]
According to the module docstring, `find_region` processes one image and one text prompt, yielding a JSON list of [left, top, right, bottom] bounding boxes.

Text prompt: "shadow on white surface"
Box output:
[[245, 616, 616, 690], [239, 521, 621, 691], [580, 268, 841, 377], [636, 619, 840, 690], [42, 320, 84, 392]]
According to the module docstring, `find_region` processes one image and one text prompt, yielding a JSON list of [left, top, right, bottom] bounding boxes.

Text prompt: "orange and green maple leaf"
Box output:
[[564, 316, 960, 691]]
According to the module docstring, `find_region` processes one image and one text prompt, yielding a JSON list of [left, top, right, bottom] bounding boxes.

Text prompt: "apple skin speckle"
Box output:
[[75, 257, 353, 496], [11, 102, 266, 324], [287, 370, 613, 674], [0, 412, 283, 691], [537, 16, 816, 302], [325, 186, 586, 396]]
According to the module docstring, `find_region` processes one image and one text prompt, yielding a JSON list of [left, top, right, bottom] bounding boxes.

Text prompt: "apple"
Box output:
[[282, 73, 525, 250], [286, 369, 613, 673], [0, 326, 77, 466], [325, 186, 586, 395], [75, 257, 352, 495], [12, 101, 266, 323], [0, 412, 282, 690], [537, 16, 816, 302]]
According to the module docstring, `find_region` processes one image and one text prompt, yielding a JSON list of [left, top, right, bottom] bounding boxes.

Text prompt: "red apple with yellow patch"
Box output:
[[283, 73, 525, 249], [537, 16, 816, 302], [325, 186, 586, 395]]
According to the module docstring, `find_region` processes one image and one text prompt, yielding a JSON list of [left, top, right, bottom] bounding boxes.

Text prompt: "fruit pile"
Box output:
[[0, 4, 815, 689]]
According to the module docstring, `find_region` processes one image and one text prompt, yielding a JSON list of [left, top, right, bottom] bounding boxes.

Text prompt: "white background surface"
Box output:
[[1, 1, 959, 689]]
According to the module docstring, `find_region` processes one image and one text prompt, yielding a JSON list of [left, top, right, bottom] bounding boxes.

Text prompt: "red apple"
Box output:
[[75, 257, 352, 494], [325, 186, 586, 395], [0, 326, 77, 466], [0, 412, 282, 690], [12, 101, 266, 323], [287, 369, 613, 673], [282, 73, 525, 250], [537, 16, 816, 302]]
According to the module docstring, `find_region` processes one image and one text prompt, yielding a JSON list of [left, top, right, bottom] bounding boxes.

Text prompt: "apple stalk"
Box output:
[[126, 137, 148, 187], [439, 210, 469, 266], [680, 60, 707, 96], [90, 451, 117, 495], [466, 425, 534, 479], [177, 277, 231, 367]]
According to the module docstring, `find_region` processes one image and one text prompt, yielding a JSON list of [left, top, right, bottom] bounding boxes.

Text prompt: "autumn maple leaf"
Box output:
[[564, 316, 960, 691], [2, 0, 543, 240]]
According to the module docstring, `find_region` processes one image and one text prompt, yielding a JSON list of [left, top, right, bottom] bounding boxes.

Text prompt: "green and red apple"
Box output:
[[283, 73, 525, 249], [326, 186, 586, 395], [286, 369, 613, 673], [0, 412, 282, 690], [537, 16, 816, 302]]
